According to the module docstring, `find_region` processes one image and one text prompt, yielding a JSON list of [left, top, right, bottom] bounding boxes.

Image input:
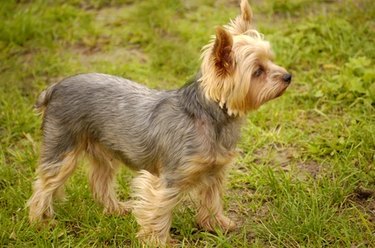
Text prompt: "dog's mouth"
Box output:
[[275, 86, 288, 98]]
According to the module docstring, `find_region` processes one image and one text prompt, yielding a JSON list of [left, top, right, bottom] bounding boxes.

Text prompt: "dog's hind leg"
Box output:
[[86, 143, 130, 215], [28, 134, 80, 224]]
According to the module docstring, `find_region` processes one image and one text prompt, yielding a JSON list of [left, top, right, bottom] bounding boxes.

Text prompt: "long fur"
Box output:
[[28, 0, 291, 245]]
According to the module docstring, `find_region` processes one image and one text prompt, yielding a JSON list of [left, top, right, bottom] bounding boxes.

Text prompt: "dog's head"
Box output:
[[199, 0, 291, 116]]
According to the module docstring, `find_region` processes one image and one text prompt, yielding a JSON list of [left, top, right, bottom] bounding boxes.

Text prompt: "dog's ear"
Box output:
[[226, 0, 253, 34], [213, 26, 233, 77], [240, 0, 253, 24]]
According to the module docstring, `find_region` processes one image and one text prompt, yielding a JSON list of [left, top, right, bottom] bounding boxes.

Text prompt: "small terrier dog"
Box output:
[[28, 0, 291, 245]]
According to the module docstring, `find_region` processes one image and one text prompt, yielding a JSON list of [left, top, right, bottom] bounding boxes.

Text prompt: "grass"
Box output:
[[1, 0, 374, 246]]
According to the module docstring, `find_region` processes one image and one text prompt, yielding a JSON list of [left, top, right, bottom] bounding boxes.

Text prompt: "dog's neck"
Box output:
[[178, 72, 242, 126]]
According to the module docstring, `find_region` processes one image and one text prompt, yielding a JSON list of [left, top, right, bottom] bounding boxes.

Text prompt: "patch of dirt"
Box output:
[[69, 5, 149, 68], [64, 220, 82, 237], [296, 109, 326, 127], [79, 1, 134, 11], [254, 145, 293, 164], [94, 6, 128, 25], [296, 160, 321, 179], [354, 187, 375, 201], [226, 187, 270, 245], [253, 145, 298, 168], [76, 45, 148, 68], [350, 186, 375, 224], [72, 36, 109, 56], [253, 144, 322, 179]]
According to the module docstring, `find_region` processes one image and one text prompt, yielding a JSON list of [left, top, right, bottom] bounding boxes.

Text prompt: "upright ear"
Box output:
[[240, 0, 253, 23], [212, 26, 233, 77], [226, 0, 253, 34]]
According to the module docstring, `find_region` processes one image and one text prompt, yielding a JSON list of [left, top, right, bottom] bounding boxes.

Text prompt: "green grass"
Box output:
[[1, 0, 374, 247]]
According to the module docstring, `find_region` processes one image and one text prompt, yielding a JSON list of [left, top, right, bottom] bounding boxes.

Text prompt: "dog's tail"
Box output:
[[35, 83, 57, 114]]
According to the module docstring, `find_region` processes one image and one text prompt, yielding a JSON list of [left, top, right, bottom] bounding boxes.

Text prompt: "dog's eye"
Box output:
[[254, 67, 264, 77]]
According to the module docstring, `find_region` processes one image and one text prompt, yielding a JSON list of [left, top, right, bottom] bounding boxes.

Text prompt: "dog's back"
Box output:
[[37, 73, 165, 170], [28, 73, 175, 222]]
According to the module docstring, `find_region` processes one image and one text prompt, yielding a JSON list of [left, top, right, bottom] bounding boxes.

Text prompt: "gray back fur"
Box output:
[[39, 73, 244, 178]]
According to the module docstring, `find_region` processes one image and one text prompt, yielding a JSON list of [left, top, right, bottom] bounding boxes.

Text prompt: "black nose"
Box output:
[[282, 73, 292, 84]]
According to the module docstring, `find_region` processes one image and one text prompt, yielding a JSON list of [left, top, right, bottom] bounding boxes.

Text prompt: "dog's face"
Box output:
[[233, 33, 291, 110], [199, 0, 291, 116]]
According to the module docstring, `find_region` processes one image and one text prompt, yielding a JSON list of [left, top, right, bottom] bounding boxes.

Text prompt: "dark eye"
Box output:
[[254, 67, 264, 77]]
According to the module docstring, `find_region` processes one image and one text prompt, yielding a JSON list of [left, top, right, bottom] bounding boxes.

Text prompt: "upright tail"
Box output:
[[35, 83, 57, 113]]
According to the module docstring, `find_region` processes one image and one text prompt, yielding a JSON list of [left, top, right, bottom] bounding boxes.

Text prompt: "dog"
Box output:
[[28, 0, 291, 245]]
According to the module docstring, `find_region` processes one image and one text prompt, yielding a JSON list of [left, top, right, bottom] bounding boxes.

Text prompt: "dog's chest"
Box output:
[[193, 117, 241, 167], [195, 116, 241, 149]]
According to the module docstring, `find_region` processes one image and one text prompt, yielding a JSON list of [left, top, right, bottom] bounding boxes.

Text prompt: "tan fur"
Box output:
[[195, 165, 235, 231], [130, 152, 236, 245], [28, 149, 80, 223], [199, 19, 288, 116], [28, 139, 130, 224], [174, 152, 236, 189], [132, 170, 181, 246], [28, 1, 290, 246], [225, 0, 253, 35], [86, 142, 130, 215]]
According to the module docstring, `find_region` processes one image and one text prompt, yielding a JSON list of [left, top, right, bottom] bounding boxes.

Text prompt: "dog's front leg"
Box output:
[[196, 169, 236, 232], [132, 170, 181, 246]]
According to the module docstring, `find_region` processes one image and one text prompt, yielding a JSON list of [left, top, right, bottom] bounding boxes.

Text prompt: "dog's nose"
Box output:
[[282, 73, 292, 84]]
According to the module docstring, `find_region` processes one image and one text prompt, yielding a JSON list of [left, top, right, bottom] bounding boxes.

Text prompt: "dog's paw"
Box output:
[[198, 214, 236, 232], [104, 201, 132, 215]]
